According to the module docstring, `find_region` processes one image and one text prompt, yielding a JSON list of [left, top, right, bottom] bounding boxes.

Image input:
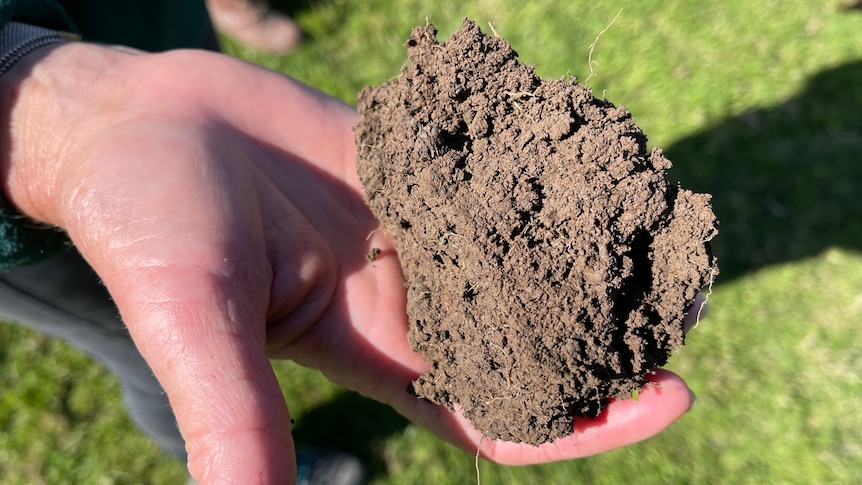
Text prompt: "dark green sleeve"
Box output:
[[57, 0, 214, 52], [0, 202, 71, 271], [0, 0, 76, 31], [2, 0, 213, 51]]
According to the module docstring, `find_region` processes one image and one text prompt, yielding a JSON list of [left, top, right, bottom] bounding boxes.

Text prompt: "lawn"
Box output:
[[2, 0, 862, 483]]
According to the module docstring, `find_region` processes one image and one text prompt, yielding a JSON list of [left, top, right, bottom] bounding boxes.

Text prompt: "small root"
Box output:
[[475, 434, 487, 485], [504, 90, 537, 98], [586, 8, 623, 85], [693, 266, 717, 329]]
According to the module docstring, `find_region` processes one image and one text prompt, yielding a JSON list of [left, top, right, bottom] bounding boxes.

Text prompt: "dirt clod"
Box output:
[[354, 19, 718, 445]]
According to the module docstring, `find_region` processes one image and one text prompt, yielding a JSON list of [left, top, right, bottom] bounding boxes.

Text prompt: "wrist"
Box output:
[[0, 40, 137, 226]]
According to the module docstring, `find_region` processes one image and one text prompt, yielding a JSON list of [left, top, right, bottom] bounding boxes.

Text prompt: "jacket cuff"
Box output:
[[0, 21, 78, 75]]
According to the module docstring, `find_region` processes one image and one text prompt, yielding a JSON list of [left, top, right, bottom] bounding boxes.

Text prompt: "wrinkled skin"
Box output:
[[0, 43, 695, 484]]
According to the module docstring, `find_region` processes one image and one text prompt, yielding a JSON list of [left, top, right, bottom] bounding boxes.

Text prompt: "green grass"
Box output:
[[3, 0, 862, 483]]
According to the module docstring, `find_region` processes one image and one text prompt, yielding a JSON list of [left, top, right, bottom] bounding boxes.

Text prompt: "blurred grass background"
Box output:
[[2, 0, 862, 483]]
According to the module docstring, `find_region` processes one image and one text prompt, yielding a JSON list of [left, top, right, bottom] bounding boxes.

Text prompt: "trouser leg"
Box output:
[[0, 249, 186, 460]]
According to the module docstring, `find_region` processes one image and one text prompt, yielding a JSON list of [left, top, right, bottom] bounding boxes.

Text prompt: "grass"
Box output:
[[3, 0, 862, 483]]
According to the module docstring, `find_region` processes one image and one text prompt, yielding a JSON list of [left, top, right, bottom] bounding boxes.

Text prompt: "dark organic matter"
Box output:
[[354, 19, 718, 445]]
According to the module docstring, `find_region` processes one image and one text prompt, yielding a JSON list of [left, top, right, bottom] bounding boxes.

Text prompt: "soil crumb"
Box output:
[[354, 19, 718, 445]]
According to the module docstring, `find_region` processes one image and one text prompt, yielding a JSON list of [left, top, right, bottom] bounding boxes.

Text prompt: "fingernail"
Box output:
[[688, 388, 697, 411]]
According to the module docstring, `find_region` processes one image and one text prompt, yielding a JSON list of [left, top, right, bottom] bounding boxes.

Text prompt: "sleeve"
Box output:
[[0, 0, 77, 32], [2, 1, 214, 53], [0, 201, 71, 271]]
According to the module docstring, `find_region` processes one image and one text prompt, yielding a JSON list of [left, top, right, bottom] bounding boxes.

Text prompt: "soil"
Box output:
[[354, 19, 718, 445]]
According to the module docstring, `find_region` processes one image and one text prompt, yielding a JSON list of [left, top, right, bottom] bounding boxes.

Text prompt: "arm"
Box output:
[[0, 42, 694, 484]]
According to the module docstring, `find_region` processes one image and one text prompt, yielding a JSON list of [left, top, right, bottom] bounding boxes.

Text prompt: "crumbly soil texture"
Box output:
[[355, 19, 718, 445]]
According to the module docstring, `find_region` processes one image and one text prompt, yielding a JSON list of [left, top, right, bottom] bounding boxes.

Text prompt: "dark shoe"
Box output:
[[296, 446, 365, 485]]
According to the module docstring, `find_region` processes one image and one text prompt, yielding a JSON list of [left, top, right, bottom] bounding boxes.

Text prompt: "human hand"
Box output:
[[0, 43, 694, 483]]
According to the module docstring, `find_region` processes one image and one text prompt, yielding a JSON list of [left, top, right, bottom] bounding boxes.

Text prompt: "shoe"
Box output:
[[296, 446, 366, 485], [205, 0, 302, 54]]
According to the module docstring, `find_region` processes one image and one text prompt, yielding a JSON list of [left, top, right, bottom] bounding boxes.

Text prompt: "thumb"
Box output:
[[114, 265, 295, 484], [64, 182, 298, 483], [47, 119, 302, 483]]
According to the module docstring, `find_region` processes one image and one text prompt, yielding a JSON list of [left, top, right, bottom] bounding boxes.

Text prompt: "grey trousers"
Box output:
[[0, 249, 187, 460]]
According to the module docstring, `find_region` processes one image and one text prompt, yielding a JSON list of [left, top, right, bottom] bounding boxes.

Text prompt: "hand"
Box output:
[[0, 43, 694, 483]]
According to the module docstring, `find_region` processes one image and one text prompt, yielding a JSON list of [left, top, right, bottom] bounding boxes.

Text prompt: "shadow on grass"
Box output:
[[291, 390, 410, 482], [664, 60, 862, 283]]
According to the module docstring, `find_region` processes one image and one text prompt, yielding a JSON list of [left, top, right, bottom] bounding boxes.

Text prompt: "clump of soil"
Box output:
[[354, 19, 718, 445]]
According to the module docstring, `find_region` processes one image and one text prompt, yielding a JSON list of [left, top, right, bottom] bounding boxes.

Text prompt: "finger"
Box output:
[[177, 51, 359, 187], [101, 234, 296, 483], [120, 267, 295, 484], [473, 368, 694, 464], [101, 226, 296, 484], [60, 131, 299, 483], [349, 356, 693, 466]]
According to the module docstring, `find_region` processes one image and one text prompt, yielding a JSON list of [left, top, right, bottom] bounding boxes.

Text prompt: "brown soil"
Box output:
[[354, 19, 718, 445]]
